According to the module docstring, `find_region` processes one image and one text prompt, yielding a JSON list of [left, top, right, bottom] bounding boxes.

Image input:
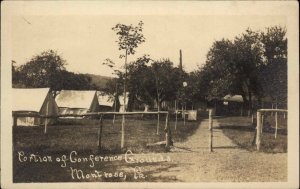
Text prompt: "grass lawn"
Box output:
[[218, 115, 287, 153], [13, 116, 201, 182]]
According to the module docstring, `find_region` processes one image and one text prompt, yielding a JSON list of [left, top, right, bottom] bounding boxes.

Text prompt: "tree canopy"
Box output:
[[193, 26, 287, 111], [12, 50, 96, 96]]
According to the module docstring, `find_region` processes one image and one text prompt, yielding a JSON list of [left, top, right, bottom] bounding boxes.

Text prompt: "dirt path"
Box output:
[[134, 119, 287, 182]]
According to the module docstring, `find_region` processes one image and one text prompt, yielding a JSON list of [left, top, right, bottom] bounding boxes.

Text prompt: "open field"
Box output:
[[13, 117, 201, 182], [13, 115, 287, 182], [14, 116, 200, 154]]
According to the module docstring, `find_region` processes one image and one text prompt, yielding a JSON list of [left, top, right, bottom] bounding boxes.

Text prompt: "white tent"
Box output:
[[223, 95, 244, 103], [55, 90, 99, 117], [118, 93, 129, 112], [96, 91, 114, 111], [12, 88, 59, 126]]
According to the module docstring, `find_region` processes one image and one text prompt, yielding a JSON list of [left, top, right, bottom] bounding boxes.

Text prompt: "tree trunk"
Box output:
[[248, 91, 253, 116]]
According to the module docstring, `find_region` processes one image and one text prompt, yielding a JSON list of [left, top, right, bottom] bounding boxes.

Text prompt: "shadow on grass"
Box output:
[[13, 118, 202, 182], [216, 117, 287, 153]]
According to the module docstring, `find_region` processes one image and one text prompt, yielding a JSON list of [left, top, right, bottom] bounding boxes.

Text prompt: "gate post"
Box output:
[[256, 111, 262, 151], [208, 109, 213, 152], [98, 115, 103, 150], [165, 113, 171, 148]]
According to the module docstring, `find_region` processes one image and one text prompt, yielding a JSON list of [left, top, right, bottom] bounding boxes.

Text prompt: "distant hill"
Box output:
[[85, 74, 113, 89]]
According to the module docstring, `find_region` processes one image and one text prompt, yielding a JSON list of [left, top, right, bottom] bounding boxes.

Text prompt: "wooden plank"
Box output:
[[258, 109, 288, 112], [13, 111, 170, 119]]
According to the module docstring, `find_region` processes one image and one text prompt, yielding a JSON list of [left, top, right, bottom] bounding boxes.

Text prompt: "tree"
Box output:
[[203, 30, 264, 113], [259, 26, 287, 107], [13, 50, 96, 97], [15, 50, 67, 97], [112, 21, 146, 112], [12, 60, 24, 87], [111, 21, 145, 147], [200, 26, 287, 113], [126, 55, 154, 111], [150, 59, 182, 110]]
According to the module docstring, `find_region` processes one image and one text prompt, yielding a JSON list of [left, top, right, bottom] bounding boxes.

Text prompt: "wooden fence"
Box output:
[[256, 109, 288, 151], [12, 111, 171, 150]]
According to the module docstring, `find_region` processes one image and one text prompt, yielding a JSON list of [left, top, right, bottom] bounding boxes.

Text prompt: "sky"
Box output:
[[11, 14, 286, 77]]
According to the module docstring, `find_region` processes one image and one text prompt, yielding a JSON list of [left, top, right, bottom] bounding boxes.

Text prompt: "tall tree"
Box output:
[[150, 59, 181, 110], [260, 26, 287, 107], [112, 21, 146, 112], [13, 50, 96, 97], [126, 55, 153, 111], [204, 29, 264, 113], [201, 26, 287, 112], [111, 21, 145, 148], [16, 50, 67, 96]]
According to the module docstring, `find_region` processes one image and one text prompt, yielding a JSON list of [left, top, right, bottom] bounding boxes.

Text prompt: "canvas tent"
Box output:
[[96, 91, 115, 112], [12, 88, 59, 126], [55, 90, 100, 118], [223, 95, 244, 103], [222, 95, 244, 116], [118, 93, 129, 112]]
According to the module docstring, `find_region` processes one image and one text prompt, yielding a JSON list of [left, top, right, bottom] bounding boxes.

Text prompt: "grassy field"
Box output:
[[218, 115, 287, 153], [13, 116, 201, 182]]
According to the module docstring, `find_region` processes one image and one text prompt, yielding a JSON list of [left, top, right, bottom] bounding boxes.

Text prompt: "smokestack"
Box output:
[[179, 49, 183, 71]]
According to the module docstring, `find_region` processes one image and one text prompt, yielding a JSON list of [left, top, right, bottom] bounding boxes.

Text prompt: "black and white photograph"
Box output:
[[1, 1, 299, 189]]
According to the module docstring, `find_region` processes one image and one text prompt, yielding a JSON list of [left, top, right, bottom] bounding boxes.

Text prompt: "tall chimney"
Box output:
[[179, 49, 183, 71]]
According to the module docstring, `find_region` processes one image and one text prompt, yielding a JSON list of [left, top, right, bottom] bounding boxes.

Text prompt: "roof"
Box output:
[[12, 88, 50, 112], [223, 95, 243, 102], [56, 90, 98, 109], [97, 91, 114, 107]]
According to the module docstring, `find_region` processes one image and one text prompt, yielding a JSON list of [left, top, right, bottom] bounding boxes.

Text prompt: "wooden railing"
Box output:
[[12, 111, 171, 150], [256, 109, 288, 151]]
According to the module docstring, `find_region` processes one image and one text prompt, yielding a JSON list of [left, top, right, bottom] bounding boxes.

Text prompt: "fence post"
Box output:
[[256, 111, 262, 151], [208, 109, 213, 152], [156, 111, 160, 135], [98, 115, 103, 150], [183, 104, 186, 126], [275, 111, 278, 139], [112, 114, 115, 126], [165, 113, 171, 148], [175, 100, 177, 130], [121, 114, 125, 149], [261, 114, 264, 133]]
